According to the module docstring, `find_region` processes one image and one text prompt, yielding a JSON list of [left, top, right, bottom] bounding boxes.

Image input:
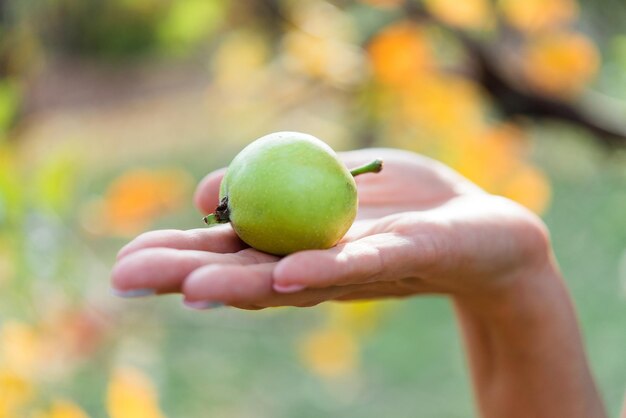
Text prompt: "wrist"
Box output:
[[453, 256, 565, 323], [452, 257, 607, 418]]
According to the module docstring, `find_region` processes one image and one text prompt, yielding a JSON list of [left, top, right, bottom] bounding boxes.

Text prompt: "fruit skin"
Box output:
[[219, 131, 357, 255]]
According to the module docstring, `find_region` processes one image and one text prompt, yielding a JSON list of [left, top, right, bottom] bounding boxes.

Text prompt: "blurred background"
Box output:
[[1, 0, 625, 416]]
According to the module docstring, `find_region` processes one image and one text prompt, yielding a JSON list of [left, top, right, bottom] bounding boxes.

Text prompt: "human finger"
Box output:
[[111, 247, 277, 295], [117, 225, 246, 260], [182, 263, 352, 309], [194, 167, 226, 214], [340, 149, 482, 208]]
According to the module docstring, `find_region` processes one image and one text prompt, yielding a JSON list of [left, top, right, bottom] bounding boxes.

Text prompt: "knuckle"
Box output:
[[518, 212, 552, 259]]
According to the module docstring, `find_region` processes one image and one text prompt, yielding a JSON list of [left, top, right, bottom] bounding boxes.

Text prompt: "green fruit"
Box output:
[[204, 131, 382, 255]]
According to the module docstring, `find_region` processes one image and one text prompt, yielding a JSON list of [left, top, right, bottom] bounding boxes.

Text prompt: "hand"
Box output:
[[111, 148, 551, 310]]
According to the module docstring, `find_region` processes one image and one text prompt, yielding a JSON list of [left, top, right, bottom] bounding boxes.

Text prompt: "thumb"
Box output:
[[194, 168, 227, 214]]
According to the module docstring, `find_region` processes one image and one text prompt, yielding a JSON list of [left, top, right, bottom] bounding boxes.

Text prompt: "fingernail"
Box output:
[[183, 300, 224, 310], [111, 288, 156, 298], [273, 283, 306, 294]]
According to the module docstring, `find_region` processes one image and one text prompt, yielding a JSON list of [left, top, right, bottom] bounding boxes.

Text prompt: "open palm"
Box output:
[[112, 148, 549, 310]]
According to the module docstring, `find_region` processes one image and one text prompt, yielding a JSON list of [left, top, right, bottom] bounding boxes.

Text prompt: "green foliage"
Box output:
[[610, 35, 626, 70], [0, 146, 23, 227], [30, 150, 80, 216], [0, 79, 21, 134], [157, 0, 225, 54], [43, 0, 169, 58], [3, 0, 226, 59]]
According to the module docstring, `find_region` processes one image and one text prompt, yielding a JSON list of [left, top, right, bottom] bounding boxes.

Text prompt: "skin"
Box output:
[[112, 148, 608, 418], [216, 132, 357, 255]]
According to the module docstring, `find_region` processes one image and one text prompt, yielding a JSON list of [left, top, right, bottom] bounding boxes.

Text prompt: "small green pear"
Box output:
[[204, 132, 382, 255]]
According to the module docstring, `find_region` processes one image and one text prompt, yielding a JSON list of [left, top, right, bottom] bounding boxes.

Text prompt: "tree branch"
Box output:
[[403, 2, 626, 148]]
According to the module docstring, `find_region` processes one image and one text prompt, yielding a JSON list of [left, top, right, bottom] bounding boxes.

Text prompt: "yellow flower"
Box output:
[[107, 367, 166, 418], [298, 328, 359, 379]]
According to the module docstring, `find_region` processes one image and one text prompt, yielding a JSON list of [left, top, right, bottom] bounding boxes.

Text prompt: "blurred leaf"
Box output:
[[298, 328, 359, 379], [0, 239, 16, 286], [368, 22, 435, 86], [453, 124, 525, 190], [499, 0, 578, 33], [415, 73, 484, 129], [0, 321, 44, 377], [618, 249, 626, 298], [212, 30, 270, 89], [0, 367, 33, 418], [157, 0, 224, 53], [118, 0, 164, 14], [0, 80, 21, 134], [424, 0, 493, 30], [36, 400, 90, 418], [282, 30, 366, 86], [610, 34, 626, 70], [107, 367, 166, 418], [45, 0, 166, 57], [523, 31, 599, 98], [0, 146, 24, 227], [500, 164, 552, 214], [281, 2, 365, 86], [326, 301, 387, 336], [31, 151, 80, 216], [290, 1, 356, 41], [358, 0, 403, 9], [84, 168, 192, 237]]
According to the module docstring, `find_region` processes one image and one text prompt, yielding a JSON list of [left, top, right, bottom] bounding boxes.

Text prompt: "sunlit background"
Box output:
[[1, 0, 625, 416]]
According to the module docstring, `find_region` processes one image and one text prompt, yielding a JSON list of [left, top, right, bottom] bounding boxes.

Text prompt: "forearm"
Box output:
[[453, 258, 606, 418]]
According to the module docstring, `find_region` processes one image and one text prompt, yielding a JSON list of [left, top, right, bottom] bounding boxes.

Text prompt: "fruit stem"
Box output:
[[202, 196, 231, 226], [202, 213, 221, 226], [350, 159, 383, 177]]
